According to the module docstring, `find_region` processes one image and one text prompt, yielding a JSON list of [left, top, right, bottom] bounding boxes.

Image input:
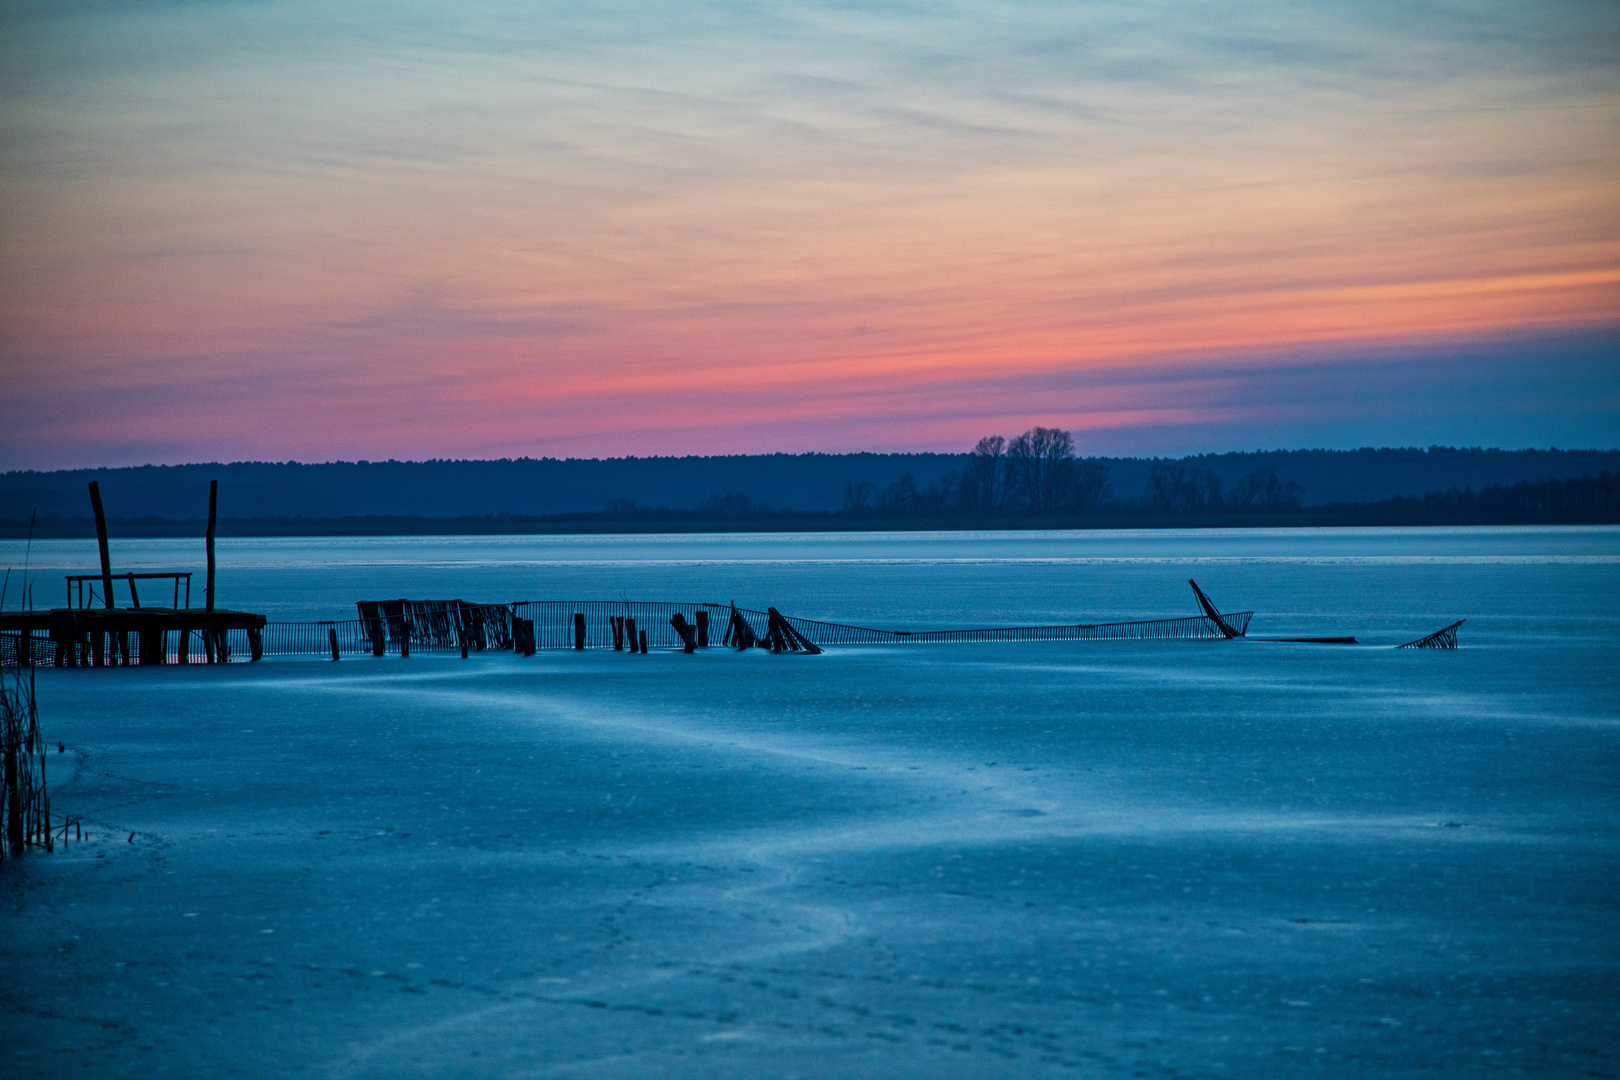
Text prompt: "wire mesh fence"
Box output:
[[1397, 619, 1463, 649], [775, 610, 1254, 645], [4, 600, 1255, 665], [259, 601, 1253, 657], [0, 627, 260, 666]]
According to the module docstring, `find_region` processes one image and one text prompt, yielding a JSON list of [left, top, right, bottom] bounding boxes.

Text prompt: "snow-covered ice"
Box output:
[[2, 527, 1616, 1077]]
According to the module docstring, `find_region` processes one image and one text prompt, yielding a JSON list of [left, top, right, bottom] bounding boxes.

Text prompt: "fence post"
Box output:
[[670, 614, 696, 653], [573, 613, 586, 650], [329, 627, 341, 661]]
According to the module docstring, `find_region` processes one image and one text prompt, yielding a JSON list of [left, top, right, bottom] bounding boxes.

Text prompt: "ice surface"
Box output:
[[1, 528, 1616, 1077]]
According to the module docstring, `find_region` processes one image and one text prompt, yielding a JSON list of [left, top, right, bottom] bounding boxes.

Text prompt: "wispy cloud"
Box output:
[[2, 0, 1616, 466]]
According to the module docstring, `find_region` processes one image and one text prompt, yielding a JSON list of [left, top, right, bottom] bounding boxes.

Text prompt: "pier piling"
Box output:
[[205, 480, 217, 611], [87, 482, 115, 610]]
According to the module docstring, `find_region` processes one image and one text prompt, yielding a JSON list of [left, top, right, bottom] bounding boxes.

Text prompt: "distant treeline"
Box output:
[[5, 473, 1616, 537], [591, 467, 1620, 526], [1316, 472, 1620, 525], [2, 437, 1617, 536]]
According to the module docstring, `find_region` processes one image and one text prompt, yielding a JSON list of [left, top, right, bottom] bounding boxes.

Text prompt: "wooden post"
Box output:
[[670, 614, 696, 653], [638, 629, 648, 653], [400, 631, 409, 657], [178, 628, 190, 664], [139, 627, 165, 664], [87, 481, 115, 610], [329, 627, 341, 661], [117, 630, 131, 666], [248, 626, 262, 661], [728, 605, 756, 650], [695, 610, 708, 648], [611, 616, 624, 650], [205, 480, 217, 611], [625, 618, 638, 653], [573, 612, 586, 650]]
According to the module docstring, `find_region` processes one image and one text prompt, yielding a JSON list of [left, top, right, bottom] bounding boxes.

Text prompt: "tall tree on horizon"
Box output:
[[1008, 427, 1076, 514], [960, 435, 1009, 513]]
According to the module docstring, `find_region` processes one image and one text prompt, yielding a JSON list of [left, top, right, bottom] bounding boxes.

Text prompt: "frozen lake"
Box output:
[[2, 527, 1617, 1077]]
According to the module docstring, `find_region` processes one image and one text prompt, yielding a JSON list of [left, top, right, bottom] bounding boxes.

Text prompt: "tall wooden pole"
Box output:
[[205, 481, 217, 611], [87, 482, 115, 609]]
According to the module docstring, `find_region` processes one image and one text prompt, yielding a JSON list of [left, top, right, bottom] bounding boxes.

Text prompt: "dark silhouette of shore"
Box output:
[[4, 442, 1617, 537]]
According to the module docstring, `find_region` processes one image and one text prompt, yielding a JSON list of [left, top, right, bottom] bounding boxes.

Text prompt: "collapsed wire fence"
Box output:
[[776, 610, 1254, 645], [1397, 619, 1464, 649], [2, 599, 1256, 665], [252, 601, 1255, 658]]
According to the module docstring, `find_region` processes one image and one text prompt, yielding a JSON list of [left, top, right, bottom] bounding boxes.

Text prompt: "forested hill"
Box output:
[[3, 447, 1618, 525]]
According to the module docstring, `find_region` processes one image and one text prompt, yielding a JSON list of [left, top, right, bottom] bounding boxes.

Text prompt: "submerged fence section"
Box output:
[[249, 600, 1253, 659], [775, 610, 1253, 645], [3, 600, 1255, 664]]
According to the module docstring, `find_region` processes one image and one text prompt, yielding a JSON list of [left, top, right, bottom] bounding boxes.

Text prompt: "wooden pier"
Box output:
[[0, 607, 266, 667], [0, 479, 268, 667]]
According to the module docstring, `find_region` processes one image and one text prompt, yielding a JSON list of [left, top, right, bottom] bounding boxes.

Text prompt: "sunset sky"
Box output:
[[2, 0, 1617, 468]]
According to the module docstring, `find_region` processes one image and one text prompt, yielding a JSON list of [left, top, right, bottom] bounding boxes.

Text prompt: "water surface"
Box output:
[[2, 528, 1616, 1077]]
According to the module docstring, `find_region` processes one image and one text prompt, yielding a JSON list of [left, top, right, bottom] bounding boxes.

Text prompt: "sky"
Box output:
[[1, 0, 1617, 470]]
